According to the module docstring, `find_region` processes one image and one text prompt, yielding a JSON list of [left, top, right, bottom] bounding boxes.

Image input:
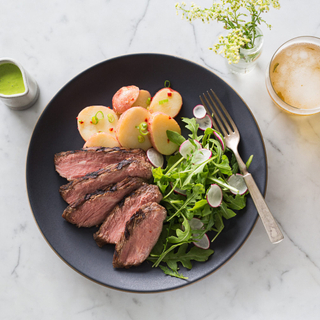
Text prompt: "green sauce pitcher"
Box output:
[[0, 58, 39, 110]]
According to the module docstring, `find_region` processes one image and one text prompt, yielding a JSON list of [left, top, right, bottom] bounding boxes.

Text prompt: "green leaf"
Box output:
[[150, 223, 170, 256], [190, 199, 208, 211], [219, 202, 237, 219], [168, 215, 191, 243], [201, 204, 213, 217], [159, 265, 188, 280], [202, 127, 214, 146], [161, 243, 214, 270], [181, 117, 200, 140], [232, 162, 239, 175], [215, 155, 232, 175], [152, 167, 163, 181], [166, 130, 186, 146], [224, 193, 247, 210]]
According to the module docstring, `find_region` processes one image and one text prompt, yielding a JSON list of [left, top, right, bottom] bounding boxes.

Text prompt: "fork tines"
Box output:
[[199, 89, 238, 136]]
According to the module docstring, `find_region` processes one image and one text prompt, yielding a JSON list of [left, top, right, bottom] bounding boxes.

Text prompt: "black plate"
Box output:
[[26, 53, 267, 293]]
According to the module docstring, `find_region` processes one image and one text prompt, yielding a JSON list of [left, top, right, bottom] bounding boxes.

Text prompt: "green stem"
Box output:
[[165, 156, 184, 175]]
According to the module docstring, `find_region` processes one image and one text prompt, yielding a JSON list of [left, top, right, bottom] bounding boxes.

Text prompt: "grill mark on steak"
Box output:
[[93, 184, 163, 246], [62, 177, 145, 228], [112, 202, 167, 269], [116, 159, 132, 170], [123, 210, 146, 240], [59, 159, 152, 204], [54, 147, 148, 180]]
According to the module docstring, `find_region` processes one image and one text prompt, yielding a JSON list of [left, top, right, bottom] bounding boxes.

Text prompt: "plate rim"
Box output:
[[26, 52, 268, 293]]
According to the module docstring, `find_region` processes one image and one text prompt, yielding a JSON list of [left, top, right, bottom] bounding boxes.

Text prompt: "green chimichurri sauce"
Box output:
[[0, 63, 26, 95]]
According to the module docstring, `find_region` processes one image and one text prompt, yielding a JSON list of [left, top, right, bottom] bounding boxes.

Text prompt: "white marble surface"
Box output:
[[1, 0, 320, 319]]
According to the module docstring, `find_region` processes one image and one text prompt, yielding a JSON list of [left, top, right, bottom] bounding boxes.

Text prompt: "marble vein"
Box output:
[[76, 304, 105, 314], [278, 221, 320, 273], [11, 246, 21, 277], [127, 0, 150, 51], [265, 137, 282, 154]]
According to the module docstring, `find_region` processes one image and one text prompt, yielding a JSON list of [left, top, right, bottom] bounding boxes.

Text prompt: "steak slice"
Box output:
[[59, 159, 152, 204], [113, 202, 167, 268], [94, 184, 163, 246], [54, 147, 147, 180], [62, 177, 144, 228]]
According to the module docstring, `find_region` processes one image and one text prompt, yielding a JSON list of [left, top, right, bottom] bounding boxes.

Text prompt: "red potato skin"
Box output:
[[112, 85, 140, 114]]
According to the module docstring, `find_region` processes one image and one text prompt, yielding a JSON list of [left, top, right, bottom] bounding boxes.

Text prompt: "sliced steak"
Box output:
[[62, 177, 144, 228], [59, 159, 152, 204], [54, 147, 147, 180], [113, 202, 167, 268], [94, 184, 163, 246]]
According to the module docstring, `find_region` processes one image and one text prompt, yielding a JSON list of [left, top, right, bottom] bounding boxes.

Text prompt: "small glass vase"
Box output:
[[228, 27, 264, 74]]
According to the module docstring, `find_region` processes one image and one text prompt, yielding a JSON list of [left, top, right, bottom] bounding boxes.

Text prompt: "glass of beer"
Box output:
[[266, 36, 320, 115]]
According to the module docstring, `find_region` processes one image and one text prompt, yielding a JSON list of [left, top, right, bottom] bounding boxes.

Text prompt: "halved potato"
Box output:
[[148, 88, 182, 118], [77, 106, 118, 141], [112, 85, 140, 114], [148, 112, 181, 155], [83, 132, 120, 148], [132, 89, 151, 109], [116, 106, 152, 151]]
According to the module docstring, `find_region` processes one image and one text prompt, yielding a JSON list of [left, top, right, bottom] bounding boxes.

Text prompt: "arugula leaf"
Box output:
[[152, 167, 163, 181], [218, 202, 237, 219], [161, 243, 214, 271], [166, 130, 186, 146], [167, 184, 205, 221], [181, 117, 200, 140], [202, 127, 214, 146], [159, 265, 188, 280], [190, 199, 208, 211], [215, 155, 232, 175], [201, 204, 213, 217], [224, 193, 247, 210], [168, 215, 191, 243]]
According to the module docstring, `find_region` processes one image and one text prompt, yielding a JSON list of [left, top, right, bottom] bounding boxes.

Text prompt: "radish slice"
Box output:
[[193, 148, 212, 165], [187, 218, 210, 249], [189, 217, 204, 230], [193, 105, 206, 119], [228, 174, 248, 195], [170, 182, 187, 196], [206, 184, 223, 208], [213, 131, 225, 151], [146, 148, 164, 168], [193, 233, 210, 250], [196, 115, 212, 131], [174, 187, 187, 196], [179, 140, 201, 159]]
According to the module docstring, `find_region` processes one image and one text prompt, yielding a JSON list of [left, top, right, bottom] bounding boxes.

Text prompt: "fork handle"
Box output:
[[243, 173, 284, 244]]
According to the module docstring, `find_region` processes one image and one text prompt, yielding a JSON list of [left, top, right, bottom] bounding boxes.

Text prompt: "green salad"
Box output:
[[147, 117, 253, 279]]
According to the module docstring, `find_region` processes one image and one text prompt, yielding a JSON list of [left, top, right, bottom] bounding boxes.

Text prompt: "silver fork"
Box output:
[[200, 89, 284, 244]]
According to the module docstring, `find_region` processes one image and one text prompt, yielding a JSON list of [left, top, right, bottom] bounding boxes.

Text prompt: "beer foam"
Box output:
[[270, 43, 320, 109]]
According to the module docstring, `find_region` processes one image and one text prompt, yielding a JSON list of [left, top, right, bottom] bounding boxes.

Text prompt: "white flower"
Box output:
[[176, 0, 280, 63]]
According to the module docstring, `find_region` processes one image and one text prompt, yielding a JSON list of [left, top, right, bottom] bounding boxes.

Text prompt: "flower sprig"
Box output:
[[176, 0, 280, 64]]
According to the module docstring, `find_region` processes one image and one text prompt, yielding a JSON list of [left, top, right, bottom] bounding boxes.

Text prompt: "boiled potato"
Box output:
[[116, 106, 152, 151], [77, 106, 118, 141], [83, 132, 120, 148], [148, 88, 182, 118], [132, 89, 151, 109], [148, 112, 181, 155], [112, 85, 140, 114]]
